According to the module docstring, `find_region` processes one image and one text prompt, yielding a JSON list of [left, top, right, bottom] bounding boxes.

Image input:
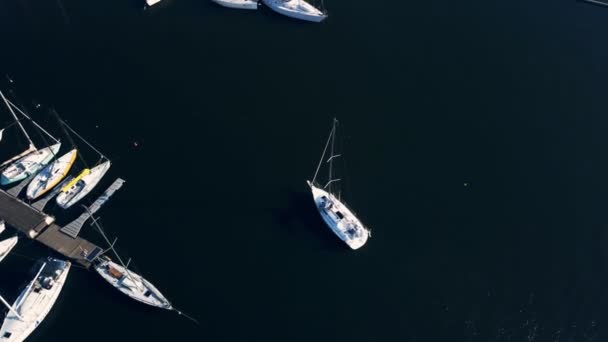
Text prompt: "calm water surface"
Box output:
[[0, 0, 607, 341]]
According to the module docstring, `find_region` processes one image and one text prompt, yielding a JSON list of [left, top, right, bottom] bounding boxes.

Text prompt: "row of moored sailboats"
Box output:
[[0, 90, 185, 342], [147, 0, 327, 23], [0, 91, 111, 210]]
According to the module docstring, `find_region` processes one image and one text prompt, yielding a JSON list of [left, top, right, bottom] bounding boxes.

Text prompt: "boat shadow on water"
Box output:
[[269, 190, 346, 250]]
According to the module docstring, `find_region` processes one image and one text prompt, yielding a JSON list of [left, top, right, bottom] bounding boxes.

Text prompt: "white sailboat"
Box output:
[[0, 144, 61, 186], [146, 0, 162, 6], [55, 160, 111, 209], [94, 256, 172, 310], [262, 0, 327, 22], [0, 236, 17, 263], [0, 259, 71, 342], [25, 149, 77, 200], [212, 0, 258, 10], [307, 119, 370, 250]]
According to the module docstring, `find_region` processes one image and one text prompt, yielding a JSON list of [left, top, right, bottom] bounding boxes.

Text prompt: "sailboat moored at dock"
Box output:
[[0, 236, 17, 263], [26, 149, 77, 200], [56, 160, 111, 209], [94, 256, 172, 310], [0, 143, 61, 186], [0, 259, 71, 342]]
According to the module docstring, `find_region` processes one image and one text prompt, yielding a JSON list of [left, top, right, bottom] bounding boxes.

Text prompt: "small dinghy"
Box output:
[[0, 236, 17, 263], [212, 0, 258, 10], [26, 149, 77, 200], [0, 259, 71, 342], [307, 119, 370, 250], [262, 0, 326, 22], [56, 160, 111, 209], [0, 143, 61, 186], [94, 256, 172, 310]]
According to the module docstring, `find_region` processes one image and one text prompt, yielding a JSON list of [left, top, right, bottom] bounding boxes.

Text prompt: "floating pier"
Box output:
[[0, 188, 102, 268]]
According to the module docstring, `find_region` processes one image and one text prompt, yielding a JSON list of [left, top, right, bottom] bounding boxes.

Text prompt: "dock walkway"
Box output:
[[0, 189, 102, 267]]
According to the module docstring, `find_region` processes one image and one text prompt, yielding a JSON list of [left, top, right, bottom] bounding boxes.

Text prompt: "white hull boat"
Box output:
[[146, 0, 162, 6], [94, 257, 172, 310], [212, 0, 258, 9], [307, 119, 370, 249], [0, 259, 71, 342], [262, 0, 326, 22], [0, 144, 61, 186], [56, 160, 111, 209], [26, 149, 77, 200], [307, 182, 368, 249], [0, 237, 17, 263]]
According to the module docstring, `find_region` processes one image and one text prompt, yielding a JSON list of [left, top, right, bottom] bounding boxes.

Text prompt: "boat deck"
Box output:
[[0, 189, 102, 267]]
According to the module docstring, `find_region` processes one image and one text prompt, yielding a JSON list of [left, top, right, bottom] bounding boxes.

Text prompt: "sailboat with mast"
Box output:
[[262, 0, 327, 22], [307, 119, 370, 250], [0, 258, 71, 342], [87, 212, 173, 310], [53, 118, 111, 209], [0, 91, 62, 186], [25, 149, 77, 200]]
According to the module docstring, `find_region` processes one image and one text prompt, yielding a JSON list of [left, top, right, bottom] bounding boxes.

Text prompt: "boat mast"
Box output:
[[15, 262, 46, 310], [0, 91, 35, 149], [0, 294, 23, 321], [87, 210, 143, 291], [6, 99, 59, 143], [311, 120, 335, 186], [327, 119, 336, 195]]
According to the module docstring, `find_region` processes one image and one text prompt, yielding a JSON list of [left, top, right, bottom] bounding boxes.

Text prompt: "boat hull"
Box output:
[[0, 236, 17, 263], [212, 0, 258, 9], [1, 144, 61, 186], [146, 0, 162, 5], [26, 149, 77, 200], [56, 160, 111, 209], [0, 259, 70, 342], [262, 0, 326, 22], [308, 182, 369, 249], [94, 259, 172, 310]]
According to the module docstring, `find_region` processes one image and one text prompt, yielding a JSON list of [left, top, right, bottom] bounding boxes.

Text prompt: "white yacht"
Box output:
[[0, 259, 71, 342], [94, 256, 172, 310], [56, 160, 111, 209], [212, 0, 258, 9], [26, 149, 77, 200], [307, 119, 370, 249], [262, 0, 326, 22], [0, 144, 61, 186], [0, 237, 17, 263]]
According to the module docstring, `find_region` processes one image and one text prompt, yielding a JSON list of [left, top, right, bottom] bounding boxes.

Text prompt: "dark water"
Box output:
[[0, 0, 607, 341]]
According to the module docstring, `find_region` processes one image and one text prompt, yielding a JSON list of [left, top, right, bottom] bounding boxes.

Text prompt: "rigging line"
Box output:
[[311, 120, 336, 186], [171, 306, 200, 325], [57, 117, 107, 161], [6, 98, 59, 143], [0, 91, 35, 148], [51, 109, 90, 169], [87, 209, 144, 291], [328, 118, 337, 194]]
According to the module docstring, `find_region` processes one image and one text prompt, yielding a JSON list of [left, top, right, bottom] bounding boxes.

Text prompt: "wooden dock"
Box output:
[[0, 189, 102, 268]]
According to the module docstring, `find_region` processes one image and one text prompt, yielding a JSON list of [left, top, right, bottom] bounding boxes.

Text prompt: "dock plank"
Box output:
[[0, 189, 102, 268]]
